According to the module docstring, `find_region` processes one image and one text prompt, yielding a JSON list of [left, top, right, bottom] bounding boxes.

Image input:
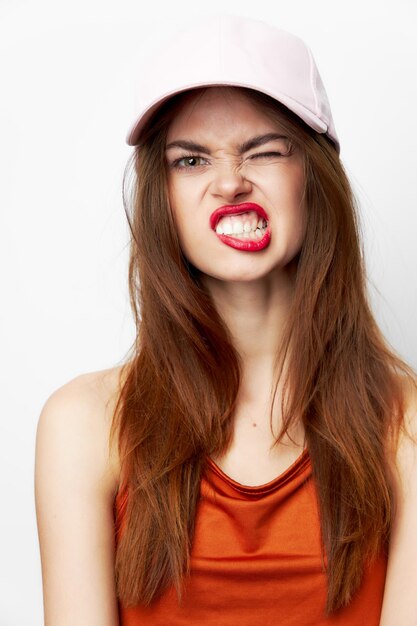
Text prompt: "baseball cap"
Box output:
[[125, 13, 340, 154]]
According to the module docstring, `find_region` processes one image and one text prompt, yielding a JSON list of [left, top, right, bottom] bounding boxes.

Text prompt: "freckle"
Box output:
[[252, 422, 257, 427]]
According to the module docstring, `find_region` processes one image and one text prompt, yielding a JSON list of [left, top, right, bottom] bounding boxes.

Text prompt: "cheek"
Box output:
[[167, 191, 198, 258], [167, 180, 186, 231], [167, 177, 204, 233], [274, 169, 307, 247], [167, 177, 194, 218], [166, 178, 178, 213], [272, 166, 305, 207], [288, 184, 307, 236]]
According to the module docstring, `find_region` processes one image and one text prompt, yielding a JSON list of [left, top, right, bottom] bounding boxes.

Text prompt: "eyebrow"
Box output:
[[165, 133, 288, 154]]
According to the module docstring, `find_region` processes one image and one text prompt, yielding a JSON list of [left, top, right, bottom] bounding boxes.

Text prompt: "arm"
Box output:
[[34, 371, 121, 626], [379, 379, 417, 626]]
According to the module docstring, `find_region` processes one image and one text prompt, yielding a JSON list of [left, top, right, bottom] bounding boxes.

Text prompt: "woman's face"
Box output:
[[165, 87, 307, 284]]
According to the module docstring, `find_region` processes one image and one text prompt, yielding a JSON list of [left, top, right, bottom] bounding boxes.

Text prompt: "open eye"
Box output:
[[170, 155, 208, 170]]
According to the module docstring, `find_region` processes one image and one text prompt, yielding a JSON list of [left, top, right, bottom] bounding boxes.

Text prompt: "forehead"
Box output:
[[166, 87, 284, 139]]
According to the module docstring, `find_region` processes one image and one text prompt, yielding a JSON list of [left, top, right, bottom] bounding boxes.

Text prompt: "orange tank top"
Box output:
[[114, 449, 388, 625]]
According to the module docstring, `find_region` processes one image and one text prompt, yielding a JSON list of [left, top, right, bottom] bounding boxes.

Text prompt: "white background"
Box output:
[[1, 0, 416, 624]]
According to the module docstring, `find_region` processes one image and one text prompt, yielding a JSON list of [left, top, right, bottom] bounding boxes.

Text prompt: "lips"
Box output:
[[209, 202, 269, 231]]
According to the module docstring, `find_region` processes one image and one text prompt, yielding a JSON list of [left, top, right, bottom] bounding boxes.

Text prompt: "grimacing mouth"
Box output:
[[212, 210, 269, 233]]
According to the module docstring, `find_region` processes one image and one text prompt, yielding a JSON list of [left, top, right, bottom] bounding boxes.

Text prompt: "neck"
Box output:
[[202, 265, 296, 405]]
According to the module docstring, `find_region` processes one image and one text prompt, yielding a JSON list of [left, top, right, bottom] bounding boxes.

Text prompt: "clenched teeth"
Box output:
[[215, 210, 268, 239]]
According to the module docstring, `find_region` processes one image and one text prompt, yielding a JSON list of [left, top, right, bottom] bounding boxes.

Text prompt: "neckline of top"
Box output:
[[205, 447, 310, 494]]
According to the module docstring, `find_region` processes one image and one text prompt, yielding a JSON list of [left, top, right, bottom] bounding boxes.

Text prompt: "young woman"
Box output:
[[35, 14, 417, 626]]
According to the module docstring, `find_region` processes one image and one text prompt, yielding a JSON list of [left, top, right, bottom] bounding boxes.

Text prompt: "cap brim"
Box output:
[[125, 81, 329, 147]]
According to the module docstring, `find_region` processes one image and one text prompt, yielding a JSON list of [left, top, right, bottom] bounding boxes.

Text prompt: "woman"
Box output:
[[35, 14, 417, 625]]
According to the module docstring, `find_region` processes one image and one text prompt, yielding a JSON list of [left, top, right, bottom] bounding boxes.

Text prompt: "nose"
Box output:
[[209, 160, 253, 201]]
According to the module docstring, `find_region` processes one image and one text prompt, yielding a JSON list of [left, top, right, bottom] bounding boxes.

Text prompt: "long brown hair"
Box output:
[[109, 86, 417, 615]]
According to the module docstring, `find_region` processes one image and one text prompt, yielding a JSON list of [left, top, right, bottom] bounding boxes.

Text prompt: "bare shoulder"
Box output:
[[34, 364, 129, 625], [37, 364, 127, 497], [379, 374, 417, 625]]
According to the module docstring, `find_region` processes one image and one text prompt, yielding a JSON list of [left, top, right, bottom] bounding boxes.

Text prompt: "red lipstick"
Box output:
[[210, 202, 271, 252]]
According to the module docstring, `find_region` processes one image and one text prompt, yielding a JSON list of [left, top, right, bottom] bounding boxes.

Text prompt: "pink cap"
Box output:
[[126, 14, 340, 154]]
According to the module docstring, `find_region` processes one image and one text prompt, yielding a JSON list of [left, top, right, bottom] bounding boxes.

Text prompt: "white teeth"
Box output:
[[215, 211, 269, 239], [232, 221, 244, 235], [222, 220, 233, 235], [215, 225, 267, 240]]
